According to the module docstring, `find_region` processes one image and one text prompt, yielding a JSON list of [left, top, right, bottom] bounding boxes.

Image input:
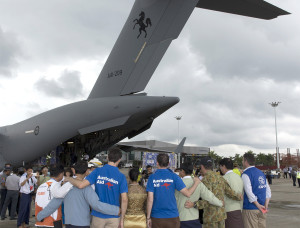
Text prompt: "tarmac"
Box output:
[[0, 176, 299, 228]]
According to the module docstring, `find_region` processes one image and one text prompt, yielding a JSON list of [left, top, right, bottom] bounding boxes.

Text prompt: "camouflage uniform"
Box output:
[[196, 171, 241, 228]]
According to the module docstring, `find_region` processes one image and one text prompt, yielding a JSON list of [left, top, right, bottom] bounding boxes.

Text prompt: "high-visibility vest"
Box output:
[[233, 168, 241, 176], [297, 171, 300, 179], [35, 179, 62, 227]]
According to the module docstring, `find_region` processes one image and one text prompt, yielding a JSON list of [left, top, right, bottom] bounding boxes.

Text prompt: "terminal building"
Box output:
[[33, 138, 209, 169]]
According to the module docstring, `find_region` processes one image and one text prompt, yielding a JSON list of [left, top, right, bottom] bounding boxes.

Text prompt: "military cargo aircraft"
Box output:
[[0, 0, 289, 168]]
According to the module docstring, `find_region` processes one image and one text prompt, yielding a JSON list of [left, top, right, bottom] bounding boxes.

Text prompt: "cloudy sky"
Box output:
[[0, 0, 299, 157]]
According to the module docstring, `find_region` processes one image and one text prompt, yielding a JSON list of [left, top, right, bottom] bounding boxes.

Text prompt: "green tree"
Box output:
[[208, 151, 223, 168], [256, 153, 275, 166], [232, 153, 243, 167]]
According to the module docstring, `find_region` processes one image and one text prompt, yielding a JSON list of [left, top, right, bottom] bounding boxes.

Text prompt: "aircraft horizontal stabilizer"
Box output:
[[196, 0, 290, 20], [78, 116, 130, 135]]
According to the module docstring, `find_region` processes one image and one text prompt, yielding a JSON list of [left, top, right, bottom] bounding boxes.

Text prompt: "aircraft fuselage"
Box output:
[[0, 95, 179, 167]]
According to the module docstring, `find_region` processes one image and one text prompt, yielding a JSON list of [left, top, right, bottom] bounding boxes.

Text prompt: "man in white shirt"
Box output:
[[242, 152, 271, 228], [17, 165, 37, 228]]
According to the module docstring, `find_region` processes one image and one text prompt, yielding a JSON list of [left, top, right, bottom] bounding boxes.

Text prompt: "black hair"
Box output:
[[64, 167, 74, 177], [244, 152, 255, 166], [146, 165, 152, 169], [25, 165, 33, 171], [12, 167, 18, 174], [74, 161, 88, 175], [219, 158, 233, 170], [108, 147, 123, 163], [50, 165, 64, 177], [129, 168, 139, 182], [41, 166, 48, 171], [181, 162, 194, 175], [157, 153, 169, 167]]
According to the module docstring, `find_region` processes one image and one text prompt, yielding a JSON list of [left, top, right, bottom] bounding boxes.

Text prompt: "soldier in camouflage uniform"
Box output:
[[185, 157, 242, 228]]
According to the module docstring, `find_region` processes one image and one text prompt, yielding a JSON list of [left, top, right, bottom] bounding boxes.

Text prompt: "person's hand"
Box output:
[[239, 194, 243, 201], [64, 177, 71, 183], [193, 176, 201, 185], [256, 203, 266, 213], [184, 200, 194, 209], [147, 218, 152, 228], [264, 202, 269, 211], [36, 172, 40, 178], [118, 219, 124, 228], [27, 173, 33, 179]]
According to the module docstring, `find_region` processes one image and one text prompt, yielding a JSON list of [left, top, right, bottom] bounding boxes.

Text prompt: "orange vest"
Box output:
[[35, 179, 62, 227]]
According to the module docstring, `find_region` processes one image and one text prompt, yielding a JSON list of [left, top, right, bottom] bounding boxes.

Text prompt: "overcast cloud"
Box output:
[[0, 0, 299, 157], [35, 70, 84, 98], [0, 27, 21, 77]]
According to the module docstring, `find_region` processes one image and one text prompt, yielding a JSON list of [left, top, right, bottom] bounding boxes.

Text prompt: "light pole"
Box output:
[[175, 116, 182, 168], [269, 102, 281, 169], [174, 116, 182, 144]]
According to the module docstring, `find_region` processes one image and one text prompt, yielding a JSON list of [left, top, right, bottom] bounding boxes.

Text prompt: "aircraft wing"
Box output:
[[196, 0, 290, 20]]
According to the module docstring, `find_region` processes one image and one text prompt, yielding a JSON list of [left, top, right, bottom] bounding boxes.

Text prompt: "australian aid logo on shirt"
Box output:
[[96, 175, 119, 190], [153, 179, 173, 189]]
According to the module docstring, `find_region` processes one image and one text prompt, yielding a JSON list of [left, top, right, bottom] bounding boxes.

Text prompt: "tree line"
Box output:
[[208, 150, 275, 168]]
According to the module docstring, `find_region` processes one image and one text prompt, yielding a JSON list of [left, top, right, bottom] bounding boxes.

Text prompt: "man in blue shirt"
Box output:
[[67, 148, 128, 228], [146, 153, 200, 228]]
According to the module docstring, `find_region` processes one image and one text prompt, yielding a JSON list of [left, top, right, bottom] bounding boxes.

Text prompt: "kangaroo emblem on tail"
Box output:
[[161, 183, 171, 189], [133, 11, 152, 38]]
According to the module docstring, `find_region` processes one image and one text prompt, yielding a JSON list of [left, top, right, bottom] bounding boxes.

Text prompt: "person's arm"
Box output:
[[65, 177, 90, 189], [199, 182, 223, 207], [146, 192, 154, 228], [51, 182, 73, 198], [20, 175, 31, 187], [84, 187, 120, 215], [36, 198, 63, 221], [224, 179, 242, 201], [119, 192, 128, 228], [180, 177, 200, 198], [265, 182, 271, 210]]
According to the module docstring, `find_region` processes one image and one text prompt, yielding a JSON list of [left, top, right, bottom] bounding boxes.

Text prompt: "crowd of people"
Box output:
[[283, 166, 300, 187], [0, 148, 299, 228]]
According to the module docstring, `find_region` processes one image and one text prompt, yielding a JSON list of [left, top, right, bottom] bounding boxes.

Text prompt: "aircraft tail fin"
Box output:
[[196, 0, 290, 20], [175, 137, 186, 154], [88, 0, 199, 99]]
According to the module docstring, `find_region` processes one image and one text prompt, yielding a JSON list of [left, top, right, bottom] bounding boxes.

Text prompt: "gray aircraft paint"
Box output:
[[0, 0, 289, 169]]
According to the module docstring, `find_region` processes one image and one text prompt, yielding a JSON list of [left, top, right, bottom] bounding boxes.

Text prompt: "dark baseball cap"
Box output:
[[4, 167, 12, 171], [199, 157, 213, 166]]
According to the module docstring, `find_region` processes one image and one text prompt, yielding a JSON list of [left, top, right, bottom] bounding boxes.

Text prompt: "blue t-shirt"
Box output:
[[86, 164, 128, 218], [146, 169, 186, 218]]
